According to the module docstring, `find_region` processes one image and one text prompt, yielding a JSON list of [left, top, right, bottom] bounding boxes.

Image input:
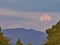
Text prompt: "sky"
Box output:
[[0, 0, 60, 32]]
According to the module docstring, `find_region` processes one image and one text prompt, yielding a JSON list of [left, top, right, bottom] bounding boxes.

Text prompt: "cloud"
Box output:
[[0, 0, 60, 32], [0, 8, 60, 32], [6, 21, 42, 31], [0, 8, 60, 19], [0, 8, 41, 21]]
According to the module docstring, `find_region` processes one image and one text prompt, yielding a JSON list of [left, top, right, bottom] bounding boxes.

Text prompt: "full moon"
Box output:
[[40, 14, 51, 22]]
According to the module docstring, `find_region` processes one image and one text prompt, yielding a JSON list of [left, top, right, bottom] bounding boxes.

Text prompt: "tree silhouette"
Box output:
[[26, 43, 32, 45], [44, 20, 60, 45], [16, 38, 23, 45], [0, 27, 9, 45]]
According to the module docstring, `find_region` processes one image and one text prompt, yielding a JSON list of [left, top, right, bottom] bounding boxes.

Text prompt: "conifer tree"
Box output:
[[44, 20, 60, 45], [26, 43, 32, 45], [0, 27, 9, 45], [16, 38, 23, 45]]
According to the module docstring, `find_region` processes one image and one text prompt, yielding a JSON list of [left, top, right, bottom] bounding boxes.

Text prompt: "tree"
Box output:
[[0, 27, 9, 45], [44, 20, 60, 45], [16, 38, 23, 45], [26, 43, 32, 45]]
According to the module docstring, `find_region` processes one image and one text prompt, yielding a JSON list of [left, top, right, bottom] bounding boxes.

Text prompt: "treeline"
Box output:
[[44, 20, 60, 45]]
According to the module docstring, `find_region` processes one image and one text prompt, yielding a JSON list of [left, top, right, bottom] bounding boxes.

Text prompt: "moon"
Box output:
[[40, 14, 51, 22]]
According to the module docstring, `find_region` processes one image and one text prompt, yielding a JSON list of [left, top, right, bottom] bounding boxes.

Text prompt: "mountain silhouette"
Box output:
[[2, 28, 46, 45]]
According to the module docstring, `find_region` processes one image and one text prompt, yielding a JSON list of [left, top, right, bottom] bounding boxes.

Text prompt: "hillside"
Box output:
[[2, 28, 46, 45]]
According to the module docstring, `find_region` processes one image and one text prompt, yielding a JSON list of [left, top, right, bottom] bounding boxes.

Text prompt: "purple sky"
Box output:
[[0, 0, 60, 32]]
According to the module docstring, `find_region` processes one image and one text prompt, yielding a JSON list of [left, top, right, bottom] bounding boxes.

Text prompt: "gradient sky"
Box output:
[[0, 0, 60, 32]]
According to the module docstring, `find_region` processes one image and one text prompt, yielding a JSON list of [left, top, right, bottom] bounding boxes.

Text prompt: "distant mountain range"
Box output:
[[2, 28, 46, 45]]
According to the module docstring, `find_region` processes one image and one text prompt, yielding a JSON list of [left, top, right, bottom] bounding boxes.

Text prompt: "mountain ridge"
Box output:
[[1, 28, 46, 45]]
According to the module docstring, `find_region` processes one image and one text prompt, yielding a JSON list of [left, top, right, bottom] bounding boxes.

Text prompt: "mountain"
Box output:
[[2, 28, 46, 45]]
